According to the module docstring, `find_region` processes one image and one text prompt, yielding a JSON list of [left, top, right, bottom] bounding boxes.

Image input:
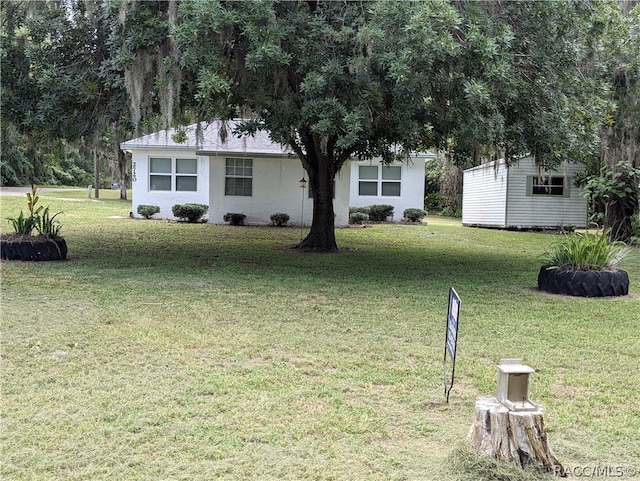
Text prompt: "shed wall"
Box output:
[[462, 162, 508, 227], [505, 160, 587, 229]]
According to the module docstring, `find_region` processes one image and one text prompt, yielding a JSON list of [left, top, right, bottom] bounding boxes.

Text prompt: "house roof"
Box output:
[[120, 119, 436, 161], [120, 120, 293, 157]]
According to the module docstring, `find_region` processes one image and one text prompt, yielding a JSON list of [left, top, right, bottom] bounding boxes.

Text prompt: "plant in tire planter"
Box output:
[[1, 185, 67, 261], [538, 229, 630, 297]]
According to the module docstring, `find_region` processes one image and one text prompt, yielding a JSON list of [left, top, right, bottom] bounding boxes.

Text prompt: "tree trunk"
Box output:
[[93, 147, 99, 199], [295, 155, 338, 251], [118, 148, 128, 200], [468, 397, 562, 474]]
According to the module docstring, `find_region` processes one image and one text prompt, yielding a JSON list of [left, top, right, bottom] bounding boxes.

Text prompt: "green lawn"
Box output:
[[1, 191, 639, 481]]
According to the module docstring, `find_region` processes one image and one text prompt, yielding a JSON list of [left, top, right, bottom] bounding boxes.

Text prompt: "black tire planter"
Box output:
[[0, 236, 67, 261], [537, 266, 629, 297]]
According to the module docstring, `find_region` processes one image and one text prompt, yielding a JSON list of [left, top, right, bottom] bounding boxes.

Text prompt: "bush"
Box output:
[[403, 208, 427, 223], [270, 213, 290, 227], [350, 212, 369, 225], [349, 206, 371, 216], [542, 228, 629, 271], [441, 206, 462, 218], [223, 213, 246, 226], [368, 204, 394, 222], [137, 205, 160, 219], [172, 203, 209, 223], [424, 193, 443, 212]]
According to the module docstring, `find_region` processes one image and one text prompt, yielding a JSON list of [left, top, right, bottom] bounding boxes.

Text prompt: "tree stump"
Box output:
[[468, 397, 562, 473]]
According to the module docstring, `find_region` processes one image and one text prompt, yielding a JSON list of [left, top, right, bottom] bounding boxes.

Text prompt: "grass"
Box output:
[[1, 190, 639, 480]]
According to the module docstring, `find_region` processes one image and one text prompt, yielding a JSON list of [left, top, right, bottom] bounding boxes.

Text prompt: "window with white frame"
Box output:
[[225, 158, 253, 196], [149, 157, 198, 191], [529, 176, 566, 196], [358, 165, 401, 197]]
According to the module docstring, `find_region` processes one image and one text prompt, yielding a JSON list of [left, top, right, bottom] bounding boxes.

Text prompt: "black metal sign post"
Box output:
[[443, 287, 461, 403]]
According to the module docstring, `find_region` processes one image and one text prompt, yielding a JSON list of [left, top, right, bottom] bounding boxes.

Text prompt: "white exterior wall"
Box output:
[[505, 159, 587, 229], [462, 161, 508, 227], [349, 159, 426, 219], [131, 149, 210, 220], [208, 156, 350, 227]]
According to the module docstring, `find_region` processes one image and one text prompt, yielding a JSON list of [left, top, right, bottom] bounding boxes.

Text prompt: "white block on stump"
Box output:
[[468, 397, 562, 472]]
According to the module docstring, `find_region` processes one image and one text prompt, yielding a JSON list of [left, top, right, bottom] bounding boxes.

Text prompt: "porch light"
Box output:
[[299, 177, 307, 189]]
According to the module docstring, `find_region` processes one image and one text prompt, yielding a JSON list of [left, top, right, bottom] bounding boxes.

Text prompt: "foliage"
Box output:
[[403, 208, 427, 223], [270, 213, 290, 227], [1, 1, 133, 188], [442, 206, 463, 218], [349, 206, 371, 216], [171, 203, 208, 223], [424, 193, 444, 212], [542, 229, 629, 271], [35, 206, 63, 238], [368, 205, 394, 222], [5, 185, 62, 238], [581, 161, 640, 242], [349, 212, 369, 225], [223, 213, 247, 226], [137, 205, 160, 219], [6, 210, 37, 236]]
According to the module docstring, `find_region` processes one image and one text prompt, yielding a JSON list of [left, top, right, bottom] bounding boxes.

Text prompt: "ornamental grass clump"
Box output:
[[543, 229, 629, 271]]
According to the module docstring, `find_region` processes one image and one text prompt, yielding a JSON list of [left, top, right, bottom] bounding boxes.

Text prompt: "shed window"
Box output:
[[531, 176, 565, 196]]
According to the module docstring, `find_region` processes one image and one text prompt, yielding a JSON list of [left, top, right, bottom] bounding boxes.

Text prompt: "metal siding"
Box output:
[[505, 159, 588, 228], [462, 162, 508, 227]]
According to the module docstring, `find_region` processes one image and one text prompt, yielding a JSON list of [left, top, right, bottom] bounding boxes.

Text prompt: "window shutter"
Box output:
[[563, 177, 571, 197], [526, 176, 533, 196]]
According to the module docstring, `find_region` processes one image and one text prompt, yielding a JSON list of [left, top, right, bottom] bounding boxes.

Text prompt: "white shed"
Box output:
[[462, 157, 588, 229]]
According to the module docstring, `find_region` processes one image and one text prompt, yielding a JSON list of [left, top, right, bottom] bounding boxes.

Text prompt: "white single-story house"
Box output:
[[120, 120, 431, 226], [462, 157, 588, 230]]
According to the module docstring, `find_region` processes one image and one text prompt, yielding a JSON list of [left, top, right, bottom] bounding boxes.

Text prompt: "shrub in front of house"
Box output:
[[349, 206, 371, 216], [172, 203, 209, 223], [350, 212, 369, 225], [403, 208, 427, 223], [368, 204, 394, 222], [223, 213, 246, 226], [270, 213, 290, 227], [137, 205, 160, 219]]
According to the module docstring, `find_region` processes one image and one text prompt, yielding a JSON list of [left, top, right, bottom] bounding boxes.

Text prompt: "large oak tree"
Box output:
[[116, 0, 625, 250]]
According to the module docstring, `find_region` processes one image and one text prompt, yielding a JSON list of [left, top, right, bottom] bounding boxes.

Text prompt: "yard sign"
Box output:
[[443, 287, 461, 403]]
